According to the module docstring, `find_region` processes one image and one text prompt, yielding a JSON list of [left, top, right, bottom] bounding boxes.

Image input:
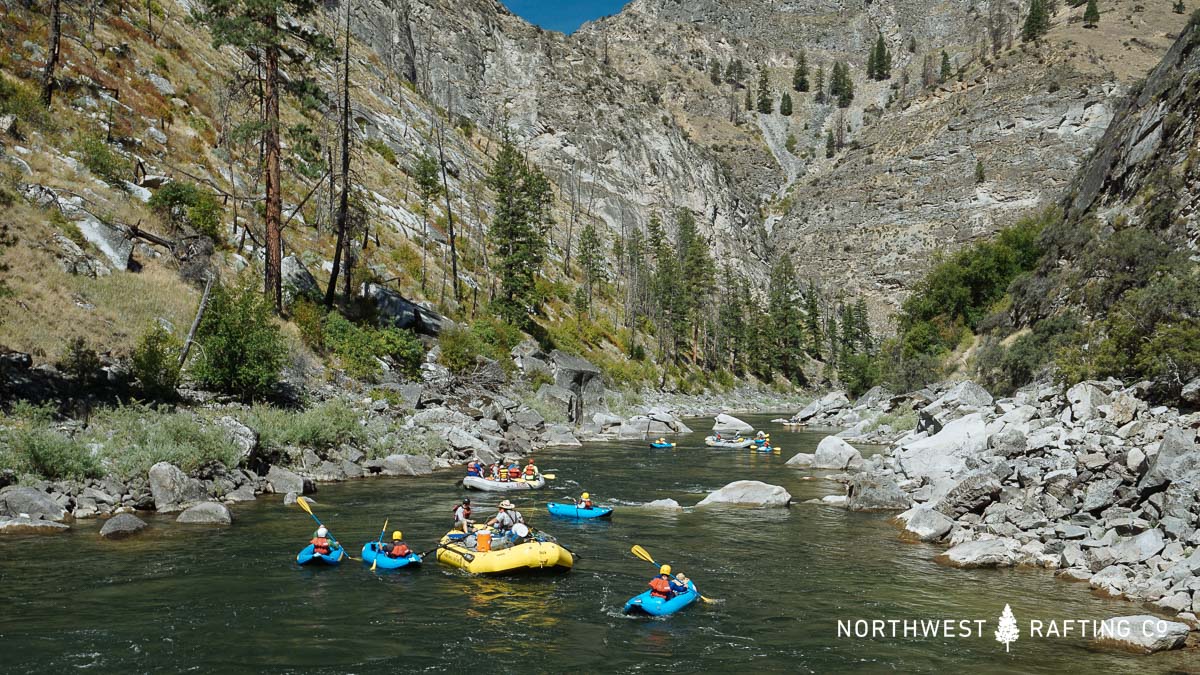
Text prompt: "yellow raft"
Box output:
[[435, 527, 574, 575]]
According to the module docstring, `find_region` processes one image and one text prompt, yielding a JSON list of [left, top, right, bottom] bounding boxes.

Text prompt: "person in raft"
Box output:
[[649, 564, 676, 599], [489, 462, 502, 480], [574, 492, 594, 509], [452, 497, 473, 532], [487, 499, 525, 542], [507, 462, 522, 481], [523, 457, 539, 479], [466, 461, 483, 477], [385, 531, 411, 558], [310, 526, 333, 556], [670, 572, 690, 595]]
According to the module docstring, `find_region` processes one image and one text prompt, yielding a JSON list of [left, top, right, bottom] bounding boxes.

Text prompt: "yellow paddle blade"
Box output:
[[296, 496, 313, 515], [630, 545, 655, 565], [541, 473, 555, 480]]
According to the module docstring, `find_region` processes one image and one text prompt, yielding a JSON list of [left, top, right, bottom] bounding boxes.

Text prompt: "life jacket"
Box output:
[[508, 466, 521, 479], [649, 576, 671, 599], [467, 463, 481, 476], [388, 541, 411, 558], [453, 504, 471, 522], [581, 499, 593, 509], [524, 465, 537, 477], [310, 537, 331, 556]]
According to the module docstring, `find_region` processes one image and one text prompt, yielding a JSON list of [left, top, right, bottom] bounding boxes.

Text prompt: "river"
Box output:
[[0, 414, 1191, 673]]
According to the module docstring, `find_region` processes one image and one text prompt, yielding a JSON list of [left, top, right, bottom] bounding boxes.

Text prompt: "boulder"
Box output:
[[642, 499, 683, 510], [1093, 615, 1189, 654], [362, 282, 449, 336], [931, 380, 994, 410], [696, 480, 791, 508], [99, 513, 148, 539], [786, 452, 815, 468], [543, 424, 582, 447], [1181, 377, 1200, 406], [617, 417, 653, 439], [512, 407, 546, 431], [214, 416, 259, 464], [0, 486, 67, 522], [225, 484, 257, 502], [1111, 529, 1165, 564], [896, 506, 954, 542], [367, 454, 433, 476], [266, 465, 313, 495], [280, 255, 320, 307], [1139, 429, 1199, 493], [712, 414, 754, 435], [812, 436, 864, 470], [148, 462, 206, 512], [933, 469, 1002, 517], [894, 413, 990, 481], [1067, 382, 1111, 423], [549, 350, 606, 423], [846, 474, 910, 511], [535, 384, 576, 420], [0, 516, 69, 534], [176, 502, 233, 525], [793, 391, 849, 422], [934, 538, 1020, 568]]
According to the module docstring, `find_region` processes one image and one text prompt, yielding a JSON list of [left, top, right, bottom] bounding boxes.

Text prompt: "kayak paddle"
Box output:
[[370, 518, 389, 571], [295, 496, 358, 561], [630, 545, 714, 603]]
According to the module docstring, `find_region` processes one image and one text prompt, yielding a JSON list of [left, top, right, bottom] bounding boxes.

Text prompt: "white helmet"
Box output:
[[316, 526, 328, 537]]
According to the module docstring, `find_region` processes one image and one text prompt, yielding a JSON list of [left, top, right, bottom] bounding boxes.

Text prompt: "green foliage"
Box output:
[[132, 323, 182, 399], [975, 160, 986, 183], [785, 133, 798, 153], [940, 51, 952, 82], [467, 316, 523, 366], [793, 50, 810, 92], [487, 136, 552, 327], [77, 134, 132, 187], [709, 57, 723, 85], [412, 153, 442, 202], [829, 62, 854, 107], [576, 220, 605, 312], [365, 138, 397, 165], [285, 123, 326, 180], [244, 399, 367, 451], [0, 75, 53, 130], [527, 368, 554, 390], [192, 282, 288, 400], [825, 130, 835, 158], [147, 181, 223, 240], [814, 66, 826, 104], [88, 405, 242, 479], [1083, 0, 1100, 26], [320, 312, 423, 380], [756, 66, 773, 113], [867, 34, 891, 81], [1022, 0, 1051, 41], [0, 414, 100, 481], [780, 92, 793, 116], [58, 336, 101, 387], [291, 298, 326, 351], [438, 323, 483, 375], [975, 314, 1082, 394]]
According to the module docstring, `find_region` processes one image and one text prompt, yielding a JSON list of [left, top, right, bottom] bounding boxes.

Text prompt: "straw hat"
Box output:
[[498, 499, 515, 509]]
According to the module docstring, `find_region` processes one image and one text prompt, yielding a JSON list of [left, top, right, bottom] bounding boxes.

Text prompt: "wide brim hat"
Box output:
[[499, 499, 515, 509]]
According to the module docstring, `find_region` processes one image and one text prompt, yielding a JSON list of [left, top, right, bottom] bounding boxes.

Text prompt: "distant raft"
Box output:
[[297, 543, 345, 566], [649, 441, 676, 448], [360, 542, 422, 570], [462, 475, 547, 492], [546, 502, 614, 519], [704, 436, 753, 448], [623, 581, 699, 617]]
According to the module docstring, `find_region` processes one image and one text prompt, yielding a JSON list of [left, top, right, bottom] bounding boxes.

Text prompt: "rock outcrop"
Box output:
[[697, 480, 791, 508]]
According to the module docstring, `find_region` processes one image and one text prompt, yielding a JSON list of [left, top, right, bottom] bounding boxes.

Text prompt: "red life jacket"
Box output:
[[508, 466, 521, 479], [310, 537, 331, 555], [388, 542, 411, 558], [581, 499, 593, 509], [453, 504, 471, 521], [524, 465, 537, 477], [649, 576, 671, 599]]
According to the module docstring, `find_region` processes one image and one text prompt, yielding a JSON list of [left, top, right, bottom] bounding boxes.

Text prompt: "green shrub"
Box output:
[[244, 399, 366, 451], [365, 138, 397, 165], [87, 406, 241, 478], [321, 312, 423, 381], [192, 282, 288, 400], [526, 368, 554, 390], [77, 134, 132, 187], [0, 426, 100, 481], [132, 323, 182, 399], [438, 324, 483, 374], [291, 298, 326, 351], [0, 75, 53, 130], [57, 336, 102, 387], [147, 181, 223, 240]]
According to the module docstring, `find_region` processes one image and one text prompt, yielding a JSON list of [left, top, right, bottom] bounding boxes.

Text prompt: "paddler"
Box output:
[[452, 497, 473, 532], [507, 462, 521, 481], [522, 457, 539, 479], [385, 531, 412, 558], [310, 526, 332, 556], [487, 499, 525, 541], [670, 572, 690, 595], [466, 461, 482, 477], [648, 564, 675, 600], [574, 492, 594, 509]]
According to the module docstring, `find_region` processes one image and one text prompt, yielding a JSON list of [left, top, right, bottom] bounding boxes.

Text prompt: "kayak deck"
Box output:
[[360, 542, 422, 569], [546, 502, 614, 519], [297, 544, 345, 566]]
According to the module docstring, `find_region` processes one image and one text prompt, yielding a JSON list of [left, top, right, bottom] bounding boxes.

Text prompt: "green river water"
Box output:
[[0, 414, 1193, 673]]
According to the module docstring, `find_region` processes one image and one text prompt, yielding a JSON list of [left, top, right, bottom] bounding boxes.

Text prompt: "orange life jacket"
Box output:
[[649, 576, 671, 599], [524, 465, 537, 477], [508, 466, 521, 479], [310, 537, 331, 555], [388, 541, 410, 558], [581, 499, 593, 509]]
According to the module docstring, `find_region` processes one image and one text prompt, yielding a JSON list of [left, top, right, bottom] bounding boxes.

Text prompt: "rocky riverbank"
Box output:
[[786, 378, 1200, 651]]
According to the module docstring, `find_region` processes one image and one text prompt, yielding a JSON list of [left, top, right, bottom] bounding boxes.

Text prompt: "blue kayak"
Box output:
[[650, 441, 675, 449], [624, 581, 699, 617], [297, 543, 345, 566], [546, 502, 614, 519], [360, 542, 422, 570]]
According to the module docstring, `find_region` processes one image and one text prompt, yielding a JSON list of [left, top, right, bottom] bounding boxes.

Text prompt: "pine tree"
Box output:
[[1083, 0, 1100, 27], [576, 220, 604, 313], [874, 35, 891, 80], [198, 0, 332, 312], [1022, 0, 1050, 41], [1174, 0, 1185, 13], [756, 66, 773, 113], [793, 50, 810, 91], [725, 60, 738, 84], [709, 57, 723, 85], [767, 253, 805, 381], [814, 65, 826, 103], [803, 281, 823, 358], [780, 92, 793, 116], [940, 50, 952, 82], [412, 154, 441, 292], [745, 87, 753, 111], [867, 40, 878, 80], [825, 130, 835, 158], [487, 136, 552, 327], [975, 159, 986, 183]]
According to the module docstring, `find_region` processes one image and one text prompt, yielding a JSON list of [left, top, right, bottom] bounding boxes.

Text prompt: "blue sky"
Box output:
[[501, 0, 630, 34]]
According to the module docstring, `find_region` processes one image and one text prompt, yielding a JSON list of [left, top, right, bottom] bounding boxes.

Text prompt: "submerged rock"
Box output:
[[642, 499, 682, 510], [0, 516, 69, 535], [697, 480, 791, 507], [176, 502, 233, 525], [934, 538, 1020, 568], [99, 513, 148, 539]]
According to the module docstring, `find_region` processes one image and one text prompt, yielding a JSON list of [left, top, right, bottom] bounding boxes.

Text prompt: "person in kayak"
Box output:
[[452, 497, 473, 532], [310, 526, 332, 556], [385, 531, 411, 558], [523, 458, 539, 479], [487, 499, 525, 543], [670, 572, 690, 595], [574, 492, 594, 509], [649, 564, 675, 599]]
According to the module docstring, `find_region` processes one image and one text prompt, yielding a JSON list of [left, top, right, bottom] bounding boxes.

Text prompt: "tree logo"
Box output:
[[995, 604, 1019, 652]]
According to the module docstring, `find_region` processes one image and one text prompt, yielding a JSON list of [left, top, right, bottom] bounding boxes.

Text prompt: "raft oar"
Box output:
[[370, 518, 389, 571], [630, 545, 713, 603], [295, 496, 358, 561]]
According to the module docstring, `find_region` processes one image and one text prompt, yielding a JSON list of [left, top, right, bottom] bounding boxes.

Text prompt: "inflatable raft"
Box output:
[[360, 542, 422, 570], [435, 526, 573, 574], [462, 475, 547, 492], [623, 581, 699, 617], [296, 543, 345, 566], [704, 436, 753, 448], [546, 502, 614, 519]]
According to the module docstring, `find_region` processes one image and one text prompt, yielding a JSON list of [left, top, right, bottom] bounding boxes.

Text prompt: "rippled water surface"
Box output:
[[0, 414, 1192, 673]]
